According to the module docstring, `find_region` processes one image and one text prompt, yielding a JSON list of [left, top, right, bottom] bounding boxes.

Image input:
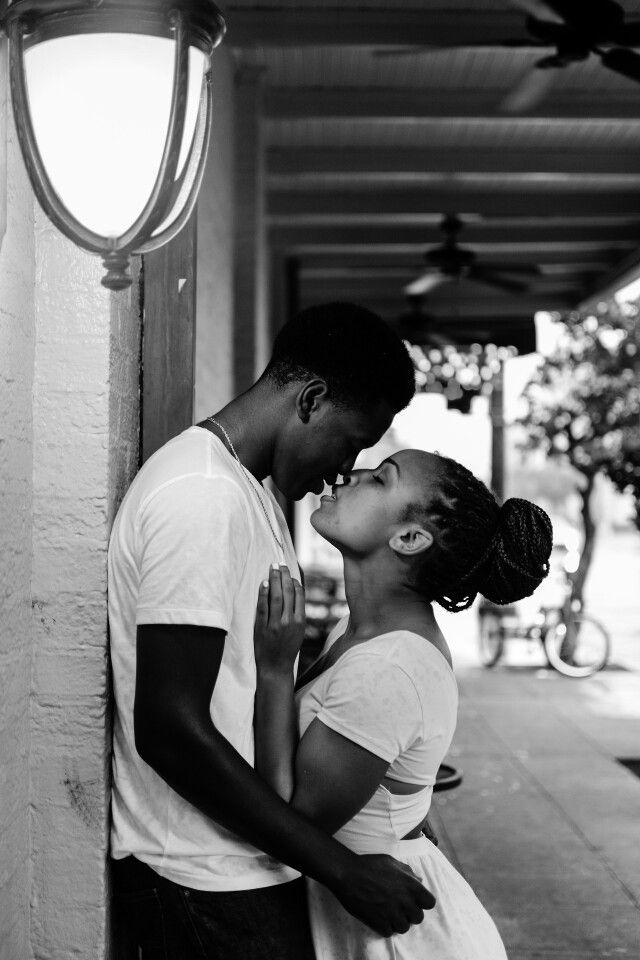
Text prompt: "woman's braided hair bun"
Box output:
[[478, 498, 553, 606]]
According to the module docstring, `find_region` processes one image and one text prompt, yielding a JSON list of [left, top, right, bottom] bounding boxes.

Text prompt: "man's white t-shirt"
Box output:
[[109, 426, 301, 891]]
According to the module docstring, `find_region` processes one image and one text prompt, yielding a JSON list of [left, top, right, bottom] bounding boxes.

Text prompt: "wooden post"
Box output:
[[0, 40, 7, 250], [490, 363, 505, 502], [285, 255, 301, 322], [234, 64, 267, 394], [268, 255, 300, 538], [141, 212, 197, 463]]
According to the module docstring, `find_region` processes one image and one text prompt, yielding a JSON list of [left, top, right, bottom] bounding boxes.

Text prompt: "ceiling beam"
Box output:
[[300, 269, 597, 288], [298, 291, 575, 313], [320, 304, 545, 329], [265, 89, 640, 121], [271, 222, 640, 248], [301, 278, 580, 295], [579, 249, 640, 307], [297, 250, 617, 269], [268, 148, 640, 178], [227, 9, 535, 48], [270, 189, 640, 220]]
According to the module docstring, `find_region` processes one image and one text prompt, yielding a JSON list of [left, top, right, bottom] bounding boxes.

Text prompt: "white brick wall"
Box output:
[[30, 212, 140, 959], [0, 63, 140, 957], [0, 91, 36, 960]]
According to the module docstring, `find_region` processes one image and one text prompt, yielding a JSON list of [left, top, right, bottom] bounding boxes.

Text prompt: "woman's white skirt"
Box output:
[[307, 835, 509, 960]]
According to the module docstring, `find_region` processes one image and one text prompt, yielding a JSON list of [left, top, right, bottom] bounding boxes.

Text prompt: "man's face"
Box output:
[[272, 396, 395, 501]]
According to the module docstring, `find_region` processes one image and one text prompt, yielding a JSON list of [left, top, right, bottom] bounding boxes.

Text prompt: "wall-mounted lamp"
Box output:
[[0, 0, 225, 289]]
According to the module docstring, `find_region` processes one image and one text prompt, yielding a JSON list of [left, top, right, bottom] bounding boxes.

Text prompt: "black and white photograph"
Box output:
[[1, 2, 640, 958]]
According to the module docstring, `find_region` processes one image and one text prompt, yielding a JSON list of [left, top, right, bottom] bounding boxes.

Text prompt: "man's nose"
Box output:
[[342, 468, 365, 485], [340, 456, 358, 477]]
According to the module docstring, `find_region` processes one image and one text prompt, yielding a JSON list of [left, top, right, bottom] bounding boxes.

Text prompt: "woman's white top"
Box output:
[[296, 618, 459, 851], [297, 620, 509, 960]]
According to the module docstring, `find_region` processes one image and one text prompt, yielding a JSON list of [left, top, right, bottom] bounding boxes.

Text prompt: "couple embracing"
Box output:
[[109, 303, 552, 959]]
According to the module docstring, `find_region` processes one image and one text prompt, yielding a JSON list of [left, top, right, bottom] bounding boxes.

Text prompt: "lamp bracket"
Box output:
[[1, 2, 225, 52], [1, 1, 103, 35]]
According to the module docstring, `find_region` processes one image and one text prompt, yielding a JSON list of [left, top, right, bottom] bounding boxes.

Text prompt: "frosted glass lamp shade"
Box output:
[[25, 35, 206, 238], [3, 0, 225, 289]]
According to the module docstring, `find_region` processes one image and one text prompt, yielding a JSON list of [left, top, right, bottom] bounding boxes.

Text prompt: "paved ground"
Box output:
[[431, 605, 640, 960]]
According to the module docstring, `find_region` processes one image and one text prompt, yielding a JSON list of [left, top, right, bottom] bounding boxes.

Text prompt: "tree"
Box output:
[[518, 302, 640, 604], [606, 426, 640, 531]]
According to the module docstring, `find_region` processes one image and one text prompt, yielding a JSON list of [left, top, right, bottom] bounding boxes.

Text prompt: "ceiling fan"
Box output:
[[375, 1, 640, 113], [502, 0, 640, 111], [404, 215, 539, 298]]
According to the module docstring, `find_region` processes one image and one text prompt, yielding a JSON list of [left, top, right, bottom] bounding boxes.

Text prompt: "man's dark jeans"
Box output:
[[112, 855, 316, 960]]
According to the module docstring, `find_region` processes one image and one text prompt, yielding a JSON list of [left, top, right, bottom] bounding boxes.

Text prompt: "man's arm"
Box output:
[[134, 623, 435, 937], [292, 720, 396, 834]]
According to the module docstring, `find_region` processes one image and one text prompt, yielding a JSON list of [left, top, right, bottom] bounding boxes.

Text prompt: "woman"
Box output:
[[253, 449, 552, 960]]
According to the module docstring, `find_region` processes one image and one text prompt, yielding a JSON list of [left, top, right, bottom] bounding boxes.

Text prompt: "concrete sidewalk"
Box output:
[[430, 643, 640, 959]]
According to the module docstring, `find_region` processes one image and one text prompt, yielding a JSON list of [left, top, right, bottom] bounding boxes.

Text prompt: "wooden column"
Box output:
[[267, 255, 301, 538], [141, 212, 197, 462], [234, 64, 267, 393], [0, 40, 6, 249], [490, 363, 505, 502], [269, 249, 287, 342]]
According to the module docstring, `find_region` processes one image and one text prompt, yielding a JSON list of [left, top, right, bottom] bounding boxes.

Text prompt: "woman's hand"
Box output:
[[254, 564, 306, 675]]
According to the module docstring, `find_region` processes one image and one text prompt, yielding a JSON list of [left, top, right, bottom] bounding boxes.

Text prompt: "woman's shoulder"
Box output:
[[336, 631, 455, 700], [364, 629, 452, 669]]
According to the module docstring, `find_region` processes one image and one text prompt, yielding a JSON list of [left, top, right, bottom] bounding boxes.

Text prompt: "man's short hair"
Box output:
[[264, 302, 416, 414]]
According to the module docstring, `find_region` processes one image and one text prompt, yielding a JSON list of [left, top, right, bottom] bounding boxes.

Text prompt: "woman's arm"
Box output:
[[253, 564, 306, 801], [254, 571, 417, 837]]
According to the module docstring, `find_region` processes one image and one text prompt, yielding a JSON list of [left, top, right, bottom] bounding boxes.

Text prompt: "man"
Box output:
[[109, 303, 434, 958]]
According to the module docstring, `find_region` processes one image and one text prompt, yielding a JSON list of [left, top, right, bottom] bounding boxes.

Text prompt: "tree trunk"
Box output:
[[571, 471, 597, 607]]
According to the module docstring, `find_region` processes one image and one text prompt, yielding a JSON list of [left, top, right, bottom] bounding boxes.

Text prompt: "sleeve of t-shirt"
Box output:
[[315, 653, 424, 763], [135, 473, 252, 631]]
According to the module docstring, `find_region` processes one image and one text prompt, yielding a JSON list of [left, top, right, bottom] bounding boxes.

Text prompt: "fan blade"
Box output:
[[467, 266, 530, 294], [600, 47, 640, 83], [507, 0, 564, 23], [404, 273, 450, 297], [611, 22, 640, 46], [538, 0, 623, 30], [500, 64, 560, 112]]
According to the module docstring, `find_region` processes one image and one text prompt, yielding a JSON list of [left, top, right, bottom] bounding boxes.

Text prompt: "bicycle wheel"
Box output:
[[543, 614, 610, 678], [478, 611, 504, 668]]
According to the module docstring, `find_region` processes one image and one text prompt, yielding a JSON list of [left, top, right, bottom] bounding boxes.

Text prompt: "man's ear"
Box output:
[[297, 379, 329, 423], [389, 524, 434, 557]]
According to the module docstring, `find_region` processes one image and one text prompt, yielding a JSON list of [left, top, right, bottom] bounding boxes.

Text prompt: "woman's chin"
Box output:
[[309, 507, 322, 531], [310, 511, 341, 547]]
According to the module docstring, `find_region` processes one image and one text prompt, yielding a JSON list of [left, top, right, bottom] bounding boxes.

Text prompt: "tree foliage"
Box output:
[[518, 302, 640, 600]]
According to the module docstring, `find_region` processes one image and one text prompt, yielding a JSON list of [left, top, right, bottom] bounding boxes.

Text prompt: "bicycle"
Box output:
[[478, 595, 610, 678]]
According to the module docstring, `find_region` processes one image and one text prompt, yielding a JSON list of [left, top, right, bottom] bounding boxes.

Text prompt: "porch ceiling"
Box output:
[[225, 1, 640, 340]]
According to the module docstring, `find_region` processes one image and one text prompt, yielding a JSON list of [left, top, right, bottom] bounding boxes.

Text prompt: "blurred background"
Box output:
[[3, 1, 640, 956], [297, 307, 640, 676]]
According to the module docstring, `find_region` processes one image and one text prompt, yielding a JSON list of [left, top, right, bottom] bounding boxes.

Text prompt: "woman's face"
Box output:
[[311, 448, 442, 557]]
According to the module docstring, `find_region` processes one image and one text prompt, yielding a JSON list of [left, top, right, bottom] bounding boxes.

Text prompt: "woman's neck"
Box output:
[[341, 556, 436, 640]]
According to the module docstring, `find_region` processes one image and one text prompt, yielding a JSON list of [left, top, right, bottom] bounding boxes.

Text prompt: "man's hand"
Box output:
[[331, 854, 436, 936]]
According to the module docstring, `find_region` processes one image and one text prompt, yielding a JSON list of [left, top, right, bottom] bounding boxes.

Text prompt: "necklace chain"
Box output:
[[207, 417, 284, 553]]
